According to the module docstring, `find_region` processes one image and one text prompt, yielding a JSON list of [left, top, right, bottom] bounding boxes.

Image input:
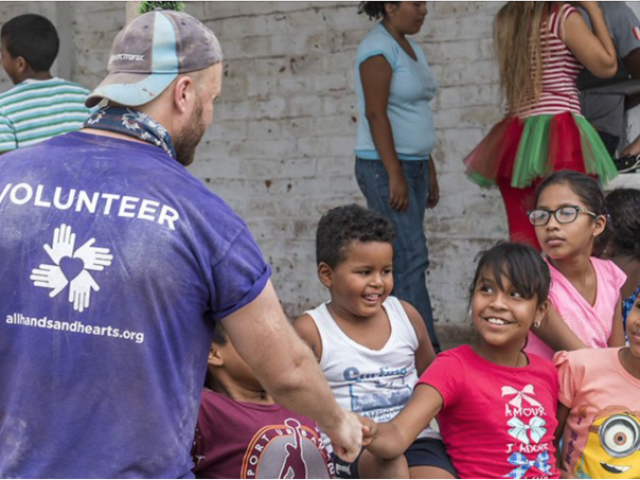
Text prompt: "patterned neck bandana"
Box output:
[[84, 106, 177, 159]]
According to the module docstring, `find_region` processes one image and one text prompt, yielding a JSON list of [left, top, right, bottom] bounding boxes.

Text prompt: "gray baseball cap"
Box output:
[[85, 10, 223, 108]]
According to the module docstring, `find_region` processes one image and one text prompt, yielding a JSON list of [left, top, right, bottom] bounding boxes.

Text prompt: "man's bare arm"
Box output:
[[221, 280, 362, 461]]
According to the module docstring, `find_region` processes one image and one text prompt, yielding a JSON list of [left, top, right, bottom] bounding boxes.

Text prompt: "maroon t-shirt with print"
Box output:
[[192, 390, 334, 479]]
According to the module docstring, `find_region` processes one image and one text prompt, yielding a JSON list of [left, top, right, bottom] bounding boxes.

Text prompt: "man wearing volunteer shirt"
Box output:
[[579, 1, 640, 157], [0, 10, 363, 478]]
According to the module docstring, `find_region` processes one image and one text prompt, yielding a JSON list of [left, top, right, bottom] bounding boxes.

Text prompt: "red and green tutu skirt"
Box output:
[[464, 111, 618, 188]]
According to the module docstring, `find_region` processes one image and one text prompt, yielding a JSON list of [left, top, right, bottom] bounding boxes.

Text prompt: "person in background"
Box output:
[[192, 323, 334, 479], [464, 1, 619, 248], [354, 1, 441, 352], [0, 14, 92, 152], [578, 1, 640, 159], [603, 188, 640, 334], [526, 171, 626, 360]]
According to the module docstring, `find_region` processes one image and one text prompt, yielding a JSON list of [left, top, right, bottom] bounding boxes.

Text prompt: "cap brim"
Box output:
[[85, 71, 178, 108]]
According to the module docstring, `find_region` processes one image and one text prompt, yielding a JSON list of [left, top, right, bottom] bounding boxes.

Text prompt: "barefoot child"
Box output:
[[554, 289, 640, 478], [365, 242, 561, 479], [294, 204, 455, 479], [191, 323, 334, 479], [526, 171, 626, 358]]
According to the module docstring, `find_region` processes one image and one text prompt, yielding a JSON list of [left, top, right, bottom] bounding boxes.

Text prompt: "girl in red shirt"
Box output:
[[365, 242, 561, 479]]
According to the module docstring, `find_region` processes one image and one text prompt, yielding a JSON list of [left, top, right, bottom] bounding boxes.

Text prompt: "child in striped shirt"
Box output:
[[0, 14, 92, 152]]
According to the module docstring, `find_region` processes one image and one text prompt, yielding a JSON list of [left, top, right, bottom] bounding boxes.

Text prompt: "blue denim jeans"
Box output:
[[355, 157, 440, 351]]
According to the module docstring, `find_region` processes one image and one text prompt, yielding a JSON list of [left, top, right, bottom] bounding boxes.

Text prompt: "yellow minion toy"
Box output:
[[574, 406, 640, 479]]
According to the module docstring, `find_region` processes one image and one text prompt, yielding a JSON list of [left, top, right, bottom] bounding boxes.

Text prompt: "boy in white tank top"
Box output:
[[294, 204, 456, 479]]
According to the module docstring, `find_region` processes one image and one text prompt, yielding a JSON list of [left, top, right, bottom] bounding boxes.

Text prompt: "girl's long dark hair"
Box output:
[[468, 242, 550, 305]]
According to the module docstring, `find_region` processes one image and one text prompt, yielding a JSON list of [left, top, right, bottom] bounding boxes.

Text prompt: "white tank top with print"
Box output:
[[305, 296, 439, 444]]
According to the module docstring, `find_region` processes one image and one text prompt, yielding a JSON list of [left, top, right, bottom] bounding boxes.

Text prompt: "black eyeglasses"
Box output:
[[528, 206, 598, 227]]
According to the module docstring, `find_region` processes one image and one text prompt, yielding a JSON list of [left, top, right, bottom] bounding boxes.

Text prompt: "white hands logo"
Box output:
[[30, 224, 113, 312]]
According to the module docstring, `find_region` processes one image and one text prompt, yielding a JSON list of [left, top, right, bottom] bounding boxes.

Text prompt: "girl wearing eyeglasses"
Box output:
[[526, 171, 626, 360], [553, 289, 640, 478]]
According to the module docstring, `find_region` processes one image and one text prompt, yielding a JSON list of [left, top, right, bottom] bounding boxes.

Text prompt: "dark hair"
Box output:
[[605, 188, 640, 260], [468, 242, 550, 305], [534, 170, 609, 256], [316, 204, 395, 268], [212, 321, 228, 346], [358, 2, 399, 20], [1, 14, 59, 72], [205, 322, 228, 389]]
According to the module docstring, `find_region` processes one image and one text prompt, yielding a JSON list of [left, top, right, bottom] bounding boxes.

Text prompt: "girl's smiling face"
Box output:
[[472, 268, 547, 350], [534, 182, 606, 260]]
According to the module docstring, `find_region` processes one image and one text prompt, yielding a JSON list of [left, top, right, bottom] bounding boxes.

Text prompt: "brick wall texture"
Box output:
[[1, 1, 637, 343]]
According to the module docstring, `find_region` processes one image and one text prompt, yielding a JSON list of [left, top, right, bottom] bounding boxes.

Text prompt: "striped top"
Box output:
[[516, 4, 583, 118], [0, 77, 91, 152]]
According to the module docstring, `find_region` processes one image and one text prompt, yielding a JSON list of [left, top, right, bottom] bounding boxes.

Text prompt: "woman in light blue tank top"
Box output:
[[354, 2, 441, 351]]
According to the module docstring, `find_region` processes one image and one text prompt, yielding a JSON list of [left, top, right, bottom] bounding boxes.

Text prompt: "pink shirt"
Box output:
[[555, 348, 640, 479], [527, 257, 626, 360], [420, 345, 560, 479]]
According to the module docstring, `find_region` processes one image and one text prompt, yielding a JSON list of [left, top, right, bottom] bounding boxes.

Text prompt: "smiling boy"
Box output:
[[294, 204, 455, 479]]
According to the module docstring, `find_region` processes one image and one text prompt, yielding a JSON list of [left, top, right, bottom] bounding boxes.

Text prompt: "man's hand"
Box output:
[[323, 409, 363, 463]]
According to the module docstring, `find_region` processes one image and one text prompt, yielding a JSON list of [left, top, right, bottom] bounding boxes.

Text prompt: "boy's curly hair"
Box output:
[[316, 204, 395, 268]]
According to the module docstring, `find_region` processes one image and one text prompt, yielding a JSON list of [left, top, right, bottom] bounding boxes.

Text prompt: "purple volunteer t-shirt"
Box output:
[[0, 132, 271, 478], [193, 390, 334, 479]]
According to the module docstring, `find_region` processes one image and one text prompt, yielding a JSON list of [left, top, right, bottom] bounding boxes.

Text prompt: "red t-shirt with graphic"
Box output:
[[419, 345, 560, 479], [192, 390, 334, 479]]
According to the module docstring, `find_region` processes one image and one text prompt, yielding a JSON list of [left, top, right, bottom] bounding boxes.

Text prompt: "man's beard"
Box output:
[[174, 101, 206, 166]]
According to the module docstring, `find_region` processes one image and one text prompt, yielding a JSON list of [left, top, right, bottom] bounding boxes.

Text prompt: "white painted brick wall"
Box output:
[[188, 1, 509, 344], [7, 1, 632, 344]]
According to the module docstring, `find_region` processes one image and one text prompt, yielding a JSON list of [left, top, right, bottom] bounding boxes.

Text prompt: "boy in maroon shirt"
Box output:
[[192, 323, 334, 479]]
